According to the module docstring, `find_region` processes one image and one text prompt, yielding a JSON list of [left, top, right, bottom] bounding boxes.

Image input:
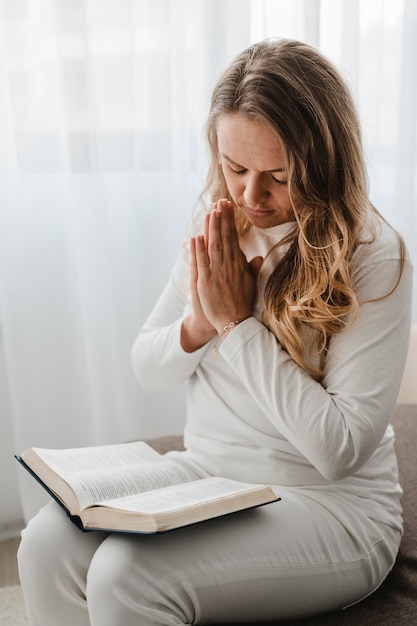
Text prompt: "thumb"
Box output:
[[249, 256, 263, 279]]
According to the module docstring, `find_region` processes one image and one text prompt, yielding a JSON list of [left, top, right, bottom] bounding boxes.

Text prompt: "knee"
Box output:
[[87, 536, 194, 625], [86, 537, 140, 623], [18, 502, 67, 582], [87, 535, 138, 603]]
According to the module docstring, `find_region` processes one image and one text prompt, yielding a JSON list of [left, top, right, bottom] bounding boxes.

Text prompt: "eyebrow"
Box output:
[[220, 152, 286, 173]]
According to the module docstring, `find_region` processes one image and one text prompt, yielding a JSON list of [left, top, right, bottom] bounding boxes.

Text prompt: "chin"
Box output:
[[246, 213, 285, 228]]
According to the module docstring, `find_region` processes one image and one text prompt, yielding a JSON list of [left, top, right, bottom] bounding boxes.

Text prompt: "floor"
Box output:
[[0, 537, 21, 587]]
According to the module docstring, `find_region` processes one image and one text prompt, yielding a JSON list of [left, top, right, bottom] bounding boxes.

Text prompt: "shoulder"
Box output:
[[352, 212, 409, 269], [351, 212, 412, 299]]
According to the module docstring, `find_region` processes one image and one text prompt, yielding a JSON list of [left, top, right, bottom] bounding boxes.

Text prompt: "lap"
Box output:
[[22, 489, 400, 624]]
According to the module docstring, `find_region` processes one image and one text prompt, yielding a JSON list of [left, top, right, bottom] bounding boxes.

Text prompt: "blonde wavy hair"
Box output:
[[198, 38, 404, 380]]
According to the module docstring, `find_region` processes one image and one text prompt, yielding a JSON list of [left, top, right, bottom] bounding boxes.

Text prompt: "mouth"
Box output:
[[245, 207, 275, 218]]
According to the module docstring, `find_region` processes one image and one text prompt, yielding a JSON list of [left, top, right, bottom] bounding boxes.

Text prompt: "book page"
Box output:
[[94, 477, 261, 514], [33, 442, 160, 474], [30, 443, 191, 511]]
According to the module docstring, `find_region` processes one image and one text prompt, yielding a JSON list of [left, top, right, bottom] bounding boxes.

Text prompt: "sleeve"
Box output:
[[218, 255, 413, 481], [131, 243, 212, 392]]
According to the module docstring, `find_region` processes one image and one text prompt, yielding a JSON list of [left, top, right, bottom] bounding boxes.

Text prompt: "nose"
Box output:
[[242, 173, 270, 207]]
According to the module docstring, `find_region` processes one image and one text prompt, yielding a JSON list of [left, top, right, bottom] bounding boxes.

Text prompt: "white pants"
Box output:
[[18, 490, 400, 626]]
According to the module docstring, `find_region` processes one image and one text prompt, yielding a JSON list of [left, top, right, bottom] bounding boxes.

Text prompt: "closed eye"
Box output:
[[225, 160, 287, 185], [271, 176, 288, 186], [228, 165, 247, 175]]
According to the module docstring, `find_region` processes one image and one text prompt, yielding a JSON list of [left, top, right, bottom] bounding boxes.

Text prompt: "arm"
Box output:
[[218, 256, 413, 480], [192, 204, 412, 479], [131, 244, 214, 392], [132, 202, 248, 391]]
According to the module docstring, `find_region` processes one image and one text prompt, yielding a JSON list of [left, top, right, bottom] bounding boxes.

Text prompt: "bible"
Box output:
[[15, 441, 279, 533]]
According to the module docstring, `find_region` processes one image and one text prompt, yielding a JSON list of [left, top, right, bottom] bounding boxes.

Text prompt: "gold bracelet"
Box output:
[[220, 317, 249, 339]]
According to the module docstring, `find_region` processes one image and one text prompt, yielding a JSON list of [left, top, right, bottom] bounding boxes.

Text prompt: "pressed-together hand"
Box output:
[[181, 200, 256, 352], [193, 200, 254, 337]]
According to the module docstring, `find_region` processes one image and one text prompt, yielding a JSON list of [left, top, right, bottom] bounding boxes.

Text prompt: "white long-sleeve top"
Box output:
[[132, 214, 413, 530]]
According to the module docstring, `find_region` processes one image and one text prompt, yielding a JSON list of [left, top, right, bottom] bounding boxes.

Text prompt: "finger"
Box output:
[[195, 234, 211, 278], [218, 200, 239, 258], [249, 255, 264, 279], [204, 212, 210, 248], [189, 237, 198, 286], [207, 207, 223, 264]]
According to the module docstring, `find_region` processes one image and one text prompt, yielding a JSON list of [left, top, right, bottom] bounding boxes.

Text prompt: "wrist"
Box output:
[[217, 315, 252, 339], [181, 314, 216, 353]]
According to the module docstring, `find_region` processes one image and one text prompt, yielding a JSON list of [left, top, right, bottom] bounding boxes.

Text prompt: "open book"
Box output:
[[16, 442, 279, 533]]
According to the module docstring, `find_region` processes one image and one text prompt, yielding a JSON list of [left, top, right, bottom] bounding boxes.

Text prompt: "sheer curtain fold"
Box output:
[[0, 0, 415, 531], [395, 0, 417, 235]]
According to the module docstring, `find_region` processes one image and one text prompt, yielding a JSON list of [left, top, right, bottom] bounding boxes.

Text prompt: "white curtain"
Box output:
[[0, 0, 416, 536]]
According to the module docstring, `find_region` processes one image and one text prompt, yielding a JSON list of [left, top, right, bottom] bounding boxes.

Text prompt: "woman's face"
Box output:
[[217, 113, 294, 229]]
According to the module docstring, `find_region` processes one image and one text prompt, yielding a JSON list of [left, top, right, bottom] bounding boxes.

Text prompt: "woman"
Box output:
[[18, 39, 412, 625]]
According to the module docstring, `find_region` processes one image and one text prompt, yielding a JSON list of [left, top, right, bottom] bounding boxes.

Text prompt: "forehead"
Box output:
[[216, 113, 286, 169]]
